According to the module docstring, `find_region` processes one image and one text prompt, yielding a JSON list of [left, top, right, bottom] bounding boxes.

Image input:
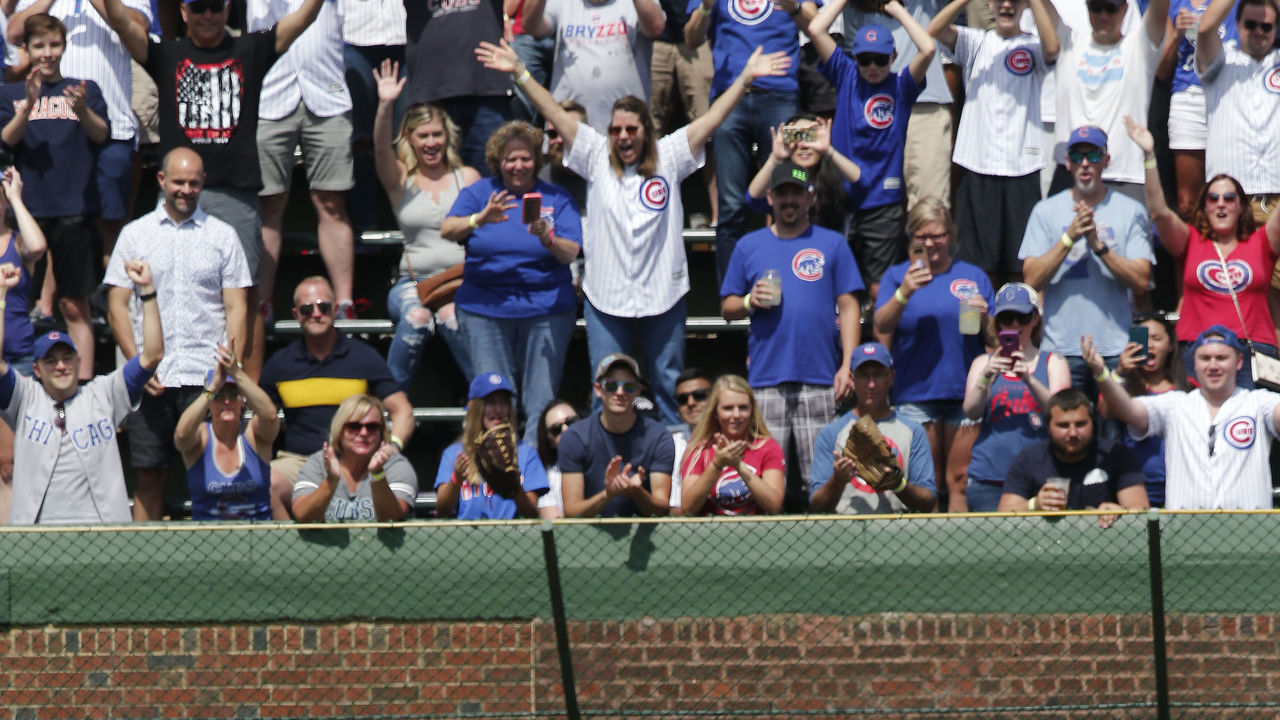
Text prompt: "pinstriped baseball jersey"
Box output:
[[1198, 46, 1280, 196], [247, 0, 352, 120], [337, 0, 405, 45]]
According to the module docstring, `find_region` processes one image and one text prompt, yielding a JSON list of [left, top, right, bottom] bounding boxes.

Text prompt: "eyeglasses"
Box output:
[[343, 421, 383, 435], [1243, 19, 1275, 32], [1207, 191, 1239, 204], [675, 388, 710, 405], [601, 380, 639, 394], [911, 232, 947, 243], [548, 416, 579, 438], [296, 301, 333, 317], [856, 53, 890, 67], [997, 311, 1035, 326], [54, 401, 65, 434], [1067, 150, 1105, 163], [187, 0, 226, 13], [545, 128, 559, 139], [1086, 1, 1121, 13], [608, 125, 641, 136]]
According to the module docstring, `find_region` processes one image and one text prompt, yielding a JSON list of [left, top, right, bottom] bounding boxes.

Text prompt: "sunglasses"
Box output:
[[601, 380, 639, 394], [1207, 191, 1239, 204], [343, 421, 383, 435], [856, 53, 890, 67], [1068, 150, 1105, 163], [675, 388, 710, 405], [548, 416, 579, 438], [997, 311, 1035, 326], [186, 0, 226, 13], [1086, 1, 1121, 13], [1243, 19, 1275, 32], [296, 301, 333, 317], [545, 128, 559, 139], [54, 401, 66, 434], [608, 125, 641, 136]]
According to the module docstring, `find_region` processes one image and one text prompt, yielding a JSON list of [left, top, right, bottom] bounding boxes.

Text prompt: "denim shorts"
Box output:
[[895, 399, 974, 427]]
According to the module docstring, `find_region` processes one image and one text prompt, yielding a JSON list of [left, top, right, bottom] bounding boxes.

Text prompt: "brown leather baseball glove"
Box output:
[[473, 422, 522, 499], [843, 415, 903, 492]]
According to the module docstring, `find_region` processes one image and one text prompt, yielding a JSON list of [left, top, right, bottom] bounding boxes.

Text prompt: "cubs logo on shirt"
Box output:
[[863, 94, 894, 130], [727, 0, 772, 25], [1006, 48, 1033, 76], [1225, 416, 1256, 449], [950, 278, 980, 300], [1265, 65, 1280, 95], [1196, 259, 1251, 294], [791, 249, 825, 281], [640, 177, 669, 211]]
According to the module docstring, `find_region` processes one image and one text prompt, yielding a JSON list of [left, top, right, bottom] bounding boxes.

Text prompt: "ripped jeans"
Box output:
[[386, 276, 471, 392]]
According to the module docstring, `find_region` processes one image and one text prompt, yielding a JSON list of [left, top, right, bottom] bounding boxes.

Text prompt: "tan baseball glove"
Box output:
[[473, 422, 522, 499], [843, 415, 903, 492]]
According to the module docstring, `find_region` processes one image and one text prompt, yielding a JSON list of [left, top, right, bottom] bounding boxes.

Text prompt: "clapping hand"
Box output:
[[604, 455, 645, 497], [368, 442, 394, 476], [711, 432, 747, 472], [63, 80, 88, 116]]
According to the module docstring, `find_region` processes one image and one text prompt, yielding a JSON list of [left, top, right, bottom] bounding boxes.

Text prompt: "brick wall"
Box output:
[[0, 613, 1274, 719]]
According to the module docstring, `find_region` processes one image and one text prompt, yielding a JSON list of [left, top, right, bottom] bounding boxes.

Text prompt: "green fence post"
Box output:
[[1146, 509, 1170, 720], [541, 521, 581, 720]]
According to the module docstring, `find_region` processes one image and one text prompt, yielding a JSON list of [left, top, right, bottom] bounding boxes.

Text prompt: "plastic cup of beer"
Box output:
[[763, 269, 782, 307], [958, 296, 981, 335]]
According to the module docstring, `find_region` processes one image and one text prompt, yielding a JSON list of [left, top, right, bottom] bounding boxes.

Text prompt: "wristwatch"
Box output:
[[1093, 243, 1111, 258]]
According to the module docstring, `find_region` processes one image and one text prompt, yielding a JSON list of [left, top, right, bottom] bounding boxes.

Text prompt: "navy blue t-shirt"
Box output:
[[0, 77, 108, 218], [557, 413, 675, 517], [1003, 437, 1146, 509]]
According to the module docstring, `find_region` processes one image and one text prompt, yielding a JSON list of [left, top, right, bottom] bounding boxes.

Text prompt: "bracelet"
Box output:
[[468, 213, 479, 229], [1111, 369, 1126, 384], [894, 288, 909, 305], [743, 292, 753, 313], [698, 3, 710, 13], [1060, 233, 1074, 249], [370, 470, 387, 483], [1027, 497, 1037, 511], [978, 374, 993, 387], [514, 69, 532, 86], [1094, 369, 1111, 383], [1143, 156, 1157, 170], [139, 291, 157, 302], [202, 388, 216, 400], [390, 434, 404, 451], [893, 476, 907, 493], [0, 299, 6, 310]]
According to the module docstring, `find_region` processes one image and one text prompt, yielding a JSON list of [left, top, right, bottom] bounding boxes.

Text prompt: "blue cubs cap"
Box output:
[[1068, 125, 1108, 151], [1192, 324, 1243, 353], [851, 342, 893, 370], [994, 282, 1039, 316], [33, 330, 77, 359], [851, 24, 895, 55], [468, 373, 516, 400]]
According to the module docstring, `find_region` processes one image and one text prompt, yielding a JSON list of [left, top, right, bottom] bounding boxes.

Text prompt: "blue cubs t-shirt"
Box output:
[[875, 259, 994, 403], [686, 0, 806, 97], [721, 224, 863, 387], [435, 441, 550, 520], [1168, 0, 1238, 94], [818, 50, 921, 210], [449, 177, 583, 319]]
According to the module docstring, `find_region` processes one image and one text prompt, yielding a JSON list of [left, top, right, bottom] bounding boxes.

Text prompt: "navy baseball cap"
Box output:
[[468, 373, 516, 400], [771, 161, 810, 190], [1191, 324, 1243, 353], [851, 342, 893, 370], [993, 282, 1040, 315], [1067, 125, 1108, 151], [851, 24, 895, 55], [33, 330, 77, 359]]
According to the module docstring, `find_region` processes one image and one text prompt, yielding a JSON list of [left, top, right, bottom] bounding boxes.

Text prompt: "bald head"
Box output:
[[158, 147, 205, 222], [162, 147, 204, 176]]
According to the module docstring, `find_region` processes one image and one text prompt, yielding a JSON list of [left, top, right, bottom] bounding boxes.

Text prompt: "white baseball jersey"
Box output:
[[564, 123, 703, 318], [2, 364, 140, 525], [1198, 46, 1280, 196], [947, 26, 1049, 177], [16, 0, 152, 141], [1135, 387, 1280, 509], [338, 0, 405, 45], [247, 0, 352, 119]]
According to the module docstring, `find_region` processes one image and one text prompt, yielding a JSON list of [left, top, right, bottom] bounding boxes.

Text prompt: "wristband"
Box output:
[[743, 292, 753, 313], [139, 291, 157, 302], [514, 69, 532, 86], [390, 434, 404, 451], [893, 476, 907, 493], [202, 388, 216, 400], [1094, 369, 1111, 383], [894, 288, 909, 305], [370, 470, 387, 483], [698, 3, 710, 13], [1111, 370, 1126, 384], [0, 299, 6, 310], [468, 213, 479, 229], [1060, 233, 1074, 249], [978, 373, 993, 387], [1027, 497, 1037, 511], [1143, 156, 1157, 170]]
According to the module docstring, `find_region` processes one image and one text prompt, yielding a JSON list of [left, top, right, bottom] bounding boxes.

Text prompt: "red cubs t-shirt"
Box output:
[[1177, 227, 1278, 346], [682, 437, 785, 516]]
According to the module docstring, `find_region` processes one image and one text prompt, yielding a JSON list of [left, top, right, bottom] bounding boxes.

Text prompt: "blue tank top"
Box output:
[[188, 423, 272, 520], [0, 232, 33, 361], [967, 351, 1055, 484], [1169, 0, 1239, 95]]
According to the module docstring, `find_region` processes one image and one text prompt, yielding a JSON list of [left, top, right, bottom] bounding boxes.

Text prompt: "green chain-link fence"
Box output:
[[2, 511, 1280, 719]]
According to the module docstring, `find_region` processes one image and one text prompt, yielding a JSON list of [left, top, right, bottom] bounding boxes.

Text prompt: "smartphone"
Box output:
[[1129, 325, 1150, 360], [908, 244, 926, 268], [998, 329, 1020, 358], [521, 192, 543, 224], [782, 126, 816, 145]]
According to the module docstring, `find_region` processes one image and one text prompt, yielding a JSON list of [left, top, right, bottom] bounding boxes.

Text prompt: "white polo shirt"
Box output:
[[247, 0, 353, 120], [1199, 45, 1280, 196], [564, 123, 702, 318]]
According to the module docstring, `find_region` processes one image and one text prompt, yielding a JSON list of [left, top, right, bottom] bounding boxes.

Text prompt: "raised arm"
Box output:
[[476, 39, 580, 151], [230, 345, 280, 455], [128, 260, 164, 370], [1144, 0, 1169, 47], [1, 170, 45, 266], [521, 0, 553, 38], [1267, 197, 1280, 257], [684, 0, 712, 49], [101, 0, 149, 63], [372, 60, 408, 205], [1196, 0, 1232, 71], [1124, 115, 1188, 256], [274, 0, 326, 54], [686, 46, 791, 151], [222, 287, 248, 363], [5, 0, 53, 45], [0, 263, 20, 376], [635, 0, 667, 39], [1029, 0, 1059, 62], [884, 0, 936, 84], [383, 390, 415, 449], [805, 0, 845, 62], [926, 0, 967, 53], [1085, 334, 1149, 433]]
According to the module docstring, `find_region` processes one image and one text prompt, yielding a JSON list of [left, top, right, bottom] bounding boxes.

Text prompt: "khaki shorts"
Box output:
[[131, 60, 159, 146], [257, 103, 354, 196], [903, 102, 953, 212], [649, 40, 713, 136], [270, 450, 310, 486]]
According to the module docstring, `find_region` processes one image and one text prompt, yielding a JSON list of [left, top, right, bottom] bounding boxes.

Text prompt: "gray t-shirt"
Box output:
[[544, 0, 660, 134], [396, 172, 466, 279], [293, 451, 418, 521], [34, 432, 95, 524]]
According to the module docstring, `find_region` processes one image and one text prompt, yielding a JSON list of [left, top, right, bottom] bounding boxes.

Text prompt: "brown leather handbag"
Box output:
[[405, 254, 464, 311]]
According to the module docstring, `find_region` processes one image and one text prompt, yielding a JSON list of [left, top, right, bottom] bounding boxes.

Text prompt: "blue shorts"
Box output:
[[93, 138, 136, 221], [895, 399, 974, 427]]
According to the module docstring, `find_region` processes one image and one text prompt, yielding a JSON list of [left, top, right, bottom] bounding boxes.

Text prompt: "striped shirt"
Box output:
[[563, 123, 702, 317], [16, 0, 153, 141], [1135, 387, 1279, 509], [947, 26, 1048, 177], [247, 0, 352, 120], [103, 204, 253, 387], [337, 0, 406, 45], [1198, 46, 1280, 196]]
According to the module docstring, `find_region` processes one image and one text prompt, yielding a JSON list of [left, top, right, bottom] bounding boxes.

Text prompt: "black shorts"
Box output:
[[953, 168, 1042, 275], [38, 216, 100, 298], [126, 385, 204, 468], [847, 202, 905, 288]]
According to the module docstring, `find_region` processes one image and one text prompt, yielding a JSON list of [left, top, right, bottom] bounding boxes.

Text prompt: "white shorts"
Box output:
[[1168, 86, 1208, 151]]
